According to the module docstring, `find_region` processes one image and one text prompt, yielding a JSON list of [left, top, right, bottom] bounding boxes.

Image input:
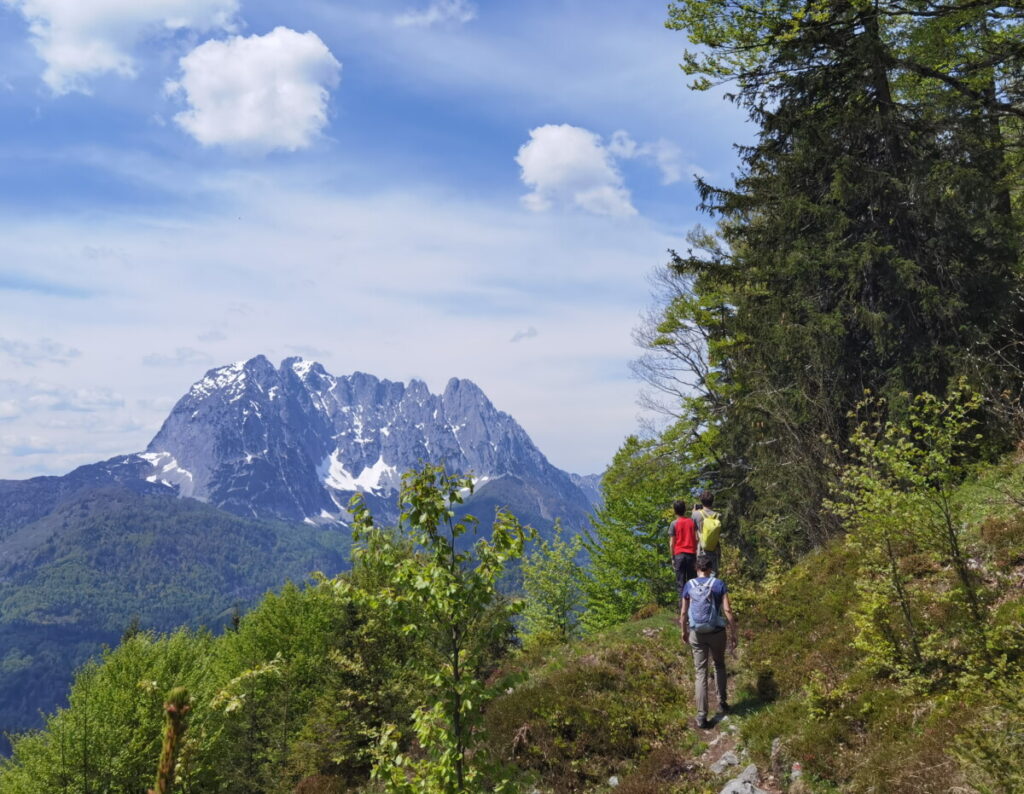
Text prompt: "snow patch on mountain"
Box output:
[[140, 451, 196, 498], [189, 361, 247, 400], [318, 452, 399, 495]]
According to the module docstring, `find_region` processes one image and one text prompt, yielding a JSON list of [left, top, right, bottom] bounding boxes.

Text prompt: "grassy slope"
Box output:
[[482, 611, 723, 793], [485, 456, 1024, 794], [730, 459, 1024, 793]]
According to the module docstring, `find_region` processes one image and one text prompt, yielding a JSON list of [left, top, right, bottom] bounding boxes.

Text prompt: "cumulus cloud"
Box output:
[[167, 27, 342, 153], [2, 0, 238, 94], [510, 327, 538, 343], [0, 379, 124, 414], [0, 401, 20, 420], [142, 347, 212, 367], [395, 0, 476, 27], [607, 130, 689, 185], [516, 124, 636, 217], [0, 337, 81, 366]]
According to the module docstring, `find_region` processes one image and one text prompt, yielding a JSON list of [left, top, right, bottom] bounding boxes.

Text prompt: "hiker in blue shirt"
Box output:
[[680, 553, 737, 729]]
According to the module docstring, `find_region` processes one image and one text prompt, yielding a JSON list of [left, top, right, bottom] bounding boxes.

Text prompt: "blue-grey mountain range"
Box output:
[[2, 355, 597, 533], [0, 356, 601, 744]]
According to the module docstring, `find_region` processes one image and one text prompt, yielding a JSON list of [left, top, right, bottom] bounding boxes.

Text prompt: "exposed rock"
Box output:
[[570, 471, 603, 505], [710, 750, 741, 774], [719, 764, 769, 794], [144, 357, 597, 529], [769, 737, 788, 780]]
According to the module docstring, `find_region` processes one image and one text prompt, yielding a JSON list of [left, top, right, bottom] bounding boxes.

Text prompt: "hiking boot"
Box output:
[[695, 717, 711, 730], [716, 702, 730, 716]]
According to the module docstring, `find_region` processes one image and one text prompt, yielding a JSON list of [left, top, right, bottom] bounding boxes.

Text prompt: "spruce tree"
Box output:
[[655, 0, 1024, 556]]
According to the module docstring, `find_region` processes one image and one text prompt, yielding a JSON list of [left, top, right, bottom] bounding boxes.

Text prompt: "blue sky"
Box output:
[[0, 0, 748, 479]]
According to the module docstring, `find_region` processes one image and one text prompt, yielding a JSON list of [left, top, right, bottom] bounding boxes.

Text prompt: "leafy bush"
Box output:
[[954, 672, 1024, 794], [483, 613, 698, 793], [520, 523, 585, 650]]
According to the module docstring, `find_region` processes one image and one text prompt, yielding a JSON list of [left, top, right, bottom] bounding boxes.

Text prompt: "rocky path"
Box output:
[[693, 718, 785, 794]]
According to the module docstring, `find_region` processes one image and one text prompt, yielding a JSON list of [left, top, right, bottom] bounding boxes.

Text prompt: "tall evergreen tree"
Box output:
[[655, 0, 1024, 557]]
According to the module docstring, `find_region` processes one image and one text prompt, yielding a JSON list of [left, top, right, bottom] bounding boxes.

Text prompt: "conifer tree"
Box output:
[[653, 0, 1024, 556]]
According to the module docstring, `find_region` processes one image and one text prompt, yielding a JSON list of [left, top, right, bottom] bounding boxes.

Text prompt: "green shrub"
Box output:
[[615, 745, 715, 794], [483, 613, 696, 793], [954, 672, 1024, 794]]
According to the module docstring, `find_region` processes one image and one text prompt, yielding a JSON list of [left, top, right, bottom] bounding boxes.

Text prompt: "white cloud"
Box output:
[[0, 337, 81, 366], [0, 171, 673, 478], [142, 347, 212, 367], [510, 327, 538, 343], [395, 0, 476, 28], [167, 27, 342, 153], [515, 126, 698, 216], [0, 379, 124, 414], [3, 0, 238, 94], [0, 434, 56, 456], [516, 124, 636, 217], [609, 130, 687, 185], [0, 401, 20, 420]]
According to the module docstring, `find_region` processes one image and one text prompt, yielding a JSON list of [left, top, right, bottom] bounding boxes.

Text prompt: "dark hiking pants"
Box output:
[[672, 552, 696, 599]]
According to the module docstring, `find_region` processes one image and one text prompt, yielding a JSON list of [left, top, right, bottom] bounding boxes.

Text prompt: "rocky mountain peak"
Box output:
[[138, 357, 595, 529]]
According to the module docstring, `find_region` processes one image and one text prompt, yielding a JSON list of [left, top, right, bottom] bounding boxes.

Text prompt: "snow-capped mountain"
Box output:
[[131, 355, 595, 528], [0, 356, 598, 538]]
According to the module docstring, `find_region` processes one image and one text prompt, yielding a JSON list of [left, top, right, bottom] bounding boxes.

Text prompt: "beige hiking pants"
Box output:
[[688, 628, 727, 721]]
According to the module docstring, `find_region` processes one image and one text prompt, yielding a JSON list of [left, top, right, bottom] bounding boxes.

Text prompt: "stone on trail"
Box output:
[[718, 763, 769, 794], [710, 750, 741, 774]]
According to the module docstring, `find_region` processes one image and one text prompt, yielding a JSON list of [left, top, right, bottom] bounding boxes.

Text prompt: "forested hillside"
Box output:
[[1, 0, 1022, 792], [0, 488, 348, 747]]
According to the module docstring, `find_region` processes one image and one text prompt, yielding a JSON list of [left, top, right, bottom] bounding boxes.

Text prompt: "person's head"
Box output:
[[673, 500, 687, 516], [696, 553, 713, 575], [700, 490, 715, 509]]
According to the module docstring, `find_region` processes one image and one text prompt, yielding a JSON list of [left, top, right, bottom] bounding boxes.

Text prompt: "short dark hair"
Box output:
[[699, 490, 714, 508], [696, 553, 714, 573], [673, 500, 687, 516]]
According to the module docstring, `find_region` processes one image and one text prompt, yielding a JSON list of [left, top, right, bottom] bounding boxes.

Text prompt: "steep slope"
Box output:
[[0, 486, 347, 743]]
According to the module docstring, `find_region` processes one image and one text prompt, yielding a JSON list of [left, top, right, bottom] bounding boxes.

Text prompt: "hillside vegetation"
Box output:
[[2, 441, 1023, 792], [0, 487, 348, 744]]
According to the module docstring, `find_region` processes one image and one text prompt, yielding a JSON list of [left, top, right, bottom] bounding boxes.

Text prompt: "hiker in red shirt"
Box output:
[[668, 499, 698, 602]]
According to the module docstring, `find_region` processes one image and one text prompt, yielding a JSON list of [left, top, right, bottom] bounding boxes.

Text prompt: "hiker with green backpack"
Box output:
[[693, 490, 722, 574], [680, 552, 737, 730]]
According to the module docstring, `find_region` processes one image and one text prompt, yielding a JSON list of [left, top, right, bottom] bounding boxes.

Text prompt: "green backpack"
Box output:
[[699, 509, 721, 552]]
